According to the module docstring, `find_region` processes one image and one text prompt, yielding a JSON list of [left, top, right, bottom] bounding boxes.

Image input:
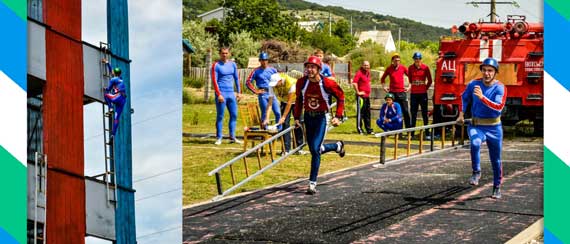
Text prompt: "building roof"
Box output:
[[183, 39, 195, 54], [197, 7, 224, 18]]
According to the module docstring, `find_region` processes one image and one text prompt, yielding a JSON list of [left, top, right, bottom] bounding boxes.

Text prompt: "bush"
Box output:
[[183, 89, 192, 104], [184, 76, 205, 88]]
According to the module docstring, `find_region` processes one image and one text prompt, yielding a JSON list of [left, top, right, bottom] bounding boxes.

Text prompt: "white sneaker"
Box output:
[[294, 150, 309, 155], [230, 138, 243, 144], [306, 182, 317, 195], [214, 139, 222, 145]]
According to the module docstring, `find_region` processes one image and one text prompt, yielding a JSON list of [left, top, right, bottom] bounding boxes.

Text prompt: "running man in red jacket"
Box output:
[[294, 56, 346, 195]]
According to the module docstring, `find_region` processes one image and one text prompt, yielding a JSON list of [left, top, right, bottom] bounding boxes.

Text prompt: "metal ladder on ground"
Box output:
[[100, 41, 118, 207], [34, 152, 47, 244]]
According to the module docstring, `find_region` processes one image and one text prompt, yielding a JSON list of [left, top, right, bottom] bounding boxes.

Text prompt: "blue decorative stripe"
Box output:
[[545, 228, 564, 244], [0, 2, 26, 91], [0, 227, 19, 244], [545, 2, 570, 90]]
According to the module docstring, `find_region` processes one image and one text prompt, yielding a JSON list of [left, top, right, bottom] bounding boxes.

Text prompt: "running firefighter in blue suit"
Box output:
[[457, 57, 507, 199]]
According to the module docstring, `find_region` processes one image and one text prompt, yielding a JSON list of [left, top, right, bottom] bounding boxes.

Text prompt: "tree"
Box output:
[[228, 31, 261, 68], [220, 0, 300, 44], [348, 40, 389, 70], [182, 20, 219, 67]]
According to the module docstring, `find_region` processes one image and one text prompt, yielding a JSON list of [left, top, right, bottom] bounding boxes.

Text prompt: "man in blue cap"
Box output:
[[457, 57, 507, 199], [246, 52, 281, 129]]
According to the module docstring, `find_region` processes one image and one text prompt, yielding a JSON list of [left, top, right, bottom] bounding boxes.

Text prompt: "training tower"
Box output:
[[26, 0, 135, 243]]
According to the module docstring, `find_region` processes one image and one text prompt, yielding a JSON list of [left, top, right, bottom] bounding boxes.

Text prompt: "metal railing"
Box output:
[[208, 126, 304, 201], [208, 102, 342, 201], [374, 119, 472, 164]]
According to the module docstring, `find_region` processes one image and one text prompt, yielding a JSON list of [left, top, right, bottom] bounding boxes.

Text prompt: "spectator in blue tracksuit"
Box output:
[[377, 93, 403, 132], [211, 47, 242, 145], [246, 52, 281, 130], [102, 58, 126, 138], [457, 57, 507, 199]]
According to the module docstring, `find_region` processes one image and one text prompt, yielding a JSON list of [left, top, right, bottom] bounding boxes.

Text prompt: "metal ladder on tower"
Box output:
[[100, 41, 118, 207], [34, 152, 47, 244]]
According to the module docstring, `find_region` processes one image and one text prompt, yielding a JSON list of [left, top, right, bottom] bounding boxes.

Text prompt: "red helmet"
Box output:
[[304, 56, 322, 70]]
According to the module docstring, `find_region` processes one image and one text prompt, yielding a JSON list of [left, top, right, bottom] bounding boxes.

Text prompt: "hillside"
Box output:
[[183, 0, 449, 43]]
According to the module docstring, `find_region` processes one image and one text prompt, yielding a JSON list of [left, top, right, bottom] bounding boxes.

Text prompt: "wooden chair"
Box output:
[[239, 102, 283, 160]]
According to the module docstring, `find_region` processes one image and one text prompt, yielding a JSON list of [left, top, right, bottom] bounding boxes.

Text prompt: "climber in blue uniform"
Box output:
[[102, 58, 127, 138]]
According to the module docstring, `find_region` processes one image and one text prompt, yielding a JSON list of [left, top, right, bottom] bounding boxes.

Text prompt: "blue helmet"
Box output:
[[412, 52, 422, 59], [480, 57, 499, 72], [259, 52, 269, 60]]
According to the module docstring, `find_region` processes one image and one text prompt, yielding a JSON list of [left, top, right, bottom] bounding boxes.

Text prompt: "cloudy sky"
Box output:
[[305, 0, 543, 28], [82, 0, 182, 243]]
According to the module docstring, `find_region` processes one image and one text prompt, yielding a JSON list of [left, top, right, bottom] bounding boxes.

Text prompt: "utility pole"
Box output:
[[350, 16, 354, 36], [466, 0, 519, 22], [398, 27, 401, 51], [329, 11, 332, 36], [222, 0, 226, 25], [205, 48, 212, 101]]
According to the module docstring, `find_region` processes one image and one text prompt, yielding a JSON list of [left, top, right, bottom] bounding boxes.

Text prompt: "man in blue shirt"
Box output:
[[457, 57, 507, 199], [211, 47, 243, 145], [246, 52, 281, 130], [102, 58, 127, 138], [376, 93, 403, 132]]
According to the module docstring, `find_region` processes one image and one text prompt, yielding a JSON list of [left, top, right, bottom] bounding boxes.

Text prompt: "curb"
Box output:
[[505, 218, 544, 244]]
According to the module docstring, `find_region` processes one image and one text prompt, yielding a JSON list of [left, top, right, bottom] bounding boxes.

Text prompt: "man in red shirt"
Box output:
[[294, 56, 346, 195], [381, 53, 411, 129], [352, 60, 373, 134], [408, 52, 433, 137]]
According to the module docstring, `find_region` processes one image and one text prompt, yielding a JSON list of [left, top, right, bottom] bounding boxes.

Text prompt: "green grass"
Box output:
[[182, 102, 460, 205]]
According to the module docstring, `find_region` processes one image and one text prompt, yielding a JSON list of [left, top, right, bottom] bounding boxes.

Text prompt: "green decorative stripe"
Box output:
[[546, 0, 570, 22], [0, 146, 26, 244], [0, 0, 26, 21], [544, 146, 570, 243]]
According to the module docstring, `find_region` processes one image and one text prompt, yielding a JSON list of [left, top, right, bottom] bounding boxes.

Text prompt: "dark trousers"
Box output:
[[304, 113, 338, 182], [393, 92, 411, 128], [410, 93, 429, 128], [280, 102, 304, 151], [356, 96, 372, 133]]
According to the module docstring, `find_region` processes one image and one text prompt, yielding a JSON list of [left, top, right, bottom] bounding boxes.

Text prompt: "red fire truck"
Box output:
[[433, 15, 543, 133]]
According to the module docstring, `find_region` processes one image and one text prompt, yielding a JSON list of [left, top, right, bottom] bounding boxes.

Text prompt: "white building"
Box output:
[[297, 20, 323, 32], [356, 30, 397, 53], [197, 7, 226, 22]]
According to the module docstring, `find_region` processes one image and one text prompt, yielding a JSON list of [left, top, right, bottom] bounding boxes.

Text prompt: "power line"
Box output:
[[135, 187, 182, 202], [137, 226, 182, 240], [134, 167, 182, 183], [84, 107, 180, 141]]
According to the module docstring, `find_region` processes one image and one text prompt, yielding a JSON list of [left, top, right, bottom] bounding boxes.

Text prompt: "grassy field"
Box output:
[[183, 91, 538, 206], [183, 98, 455, 206]]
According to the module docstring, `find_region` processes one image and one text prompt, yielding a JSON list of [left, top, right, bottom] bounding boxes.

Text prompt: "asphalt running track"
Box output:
[[183, 139, 543, 243]]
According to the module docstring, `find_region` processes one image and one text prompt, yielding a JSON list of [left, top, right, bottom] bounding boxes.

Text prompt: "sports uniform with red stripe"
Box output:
[[104, 63, 126, 136], [211, 60, 241, 140], [461, 79, 507, 188], [246, 66, 281, 129]]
